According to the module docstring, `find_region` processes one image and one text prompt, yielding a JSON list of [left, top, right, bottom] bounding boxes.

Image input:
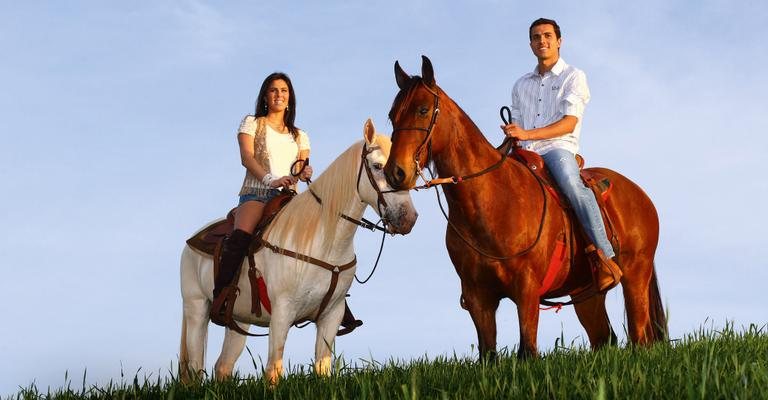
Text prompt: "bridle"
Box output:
[[389, 80, 547, 261], [391, 80, 442, 185], [294, 142, 398, 283], [293, 142, 395, 233]]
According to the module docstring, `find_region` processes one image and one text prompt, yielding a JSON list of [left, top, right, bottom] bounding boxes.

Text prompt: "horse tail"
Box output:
[[647, 265, 668, 343]]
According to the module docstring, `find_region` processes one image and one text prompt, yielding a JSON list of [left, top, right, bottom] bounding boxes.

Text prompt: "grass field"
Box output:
[[11, 323, 768, 399]]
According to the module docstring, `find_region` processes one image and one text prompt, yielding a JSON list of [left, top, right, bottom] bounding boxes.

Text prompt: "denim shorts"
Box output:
[[238, 189, 281, 205]]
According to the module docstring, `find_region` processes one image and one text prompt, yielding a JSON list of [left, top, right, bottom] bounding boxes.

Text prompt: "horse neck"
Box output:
[[265, 143, 365, 261], [430, 96, 534, 200], [432, 98, 505, 176], [334, 196, 367, 245]]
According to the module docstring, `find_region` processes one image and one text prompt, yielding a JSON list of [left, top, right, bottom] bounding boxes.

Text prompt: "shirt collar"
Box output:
[[529, 57, 567, 77]]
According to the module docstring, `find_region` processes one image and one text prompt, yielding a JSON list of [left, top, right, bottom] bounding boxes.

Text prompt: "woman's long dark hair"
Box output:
[[255, 72, 299, 137]]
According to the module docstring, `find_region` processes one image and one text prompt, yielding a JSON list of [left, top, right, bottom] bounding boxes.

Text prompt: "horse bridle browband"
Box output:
[[391, 80, 442, 184], [302, 142, 393, 233]]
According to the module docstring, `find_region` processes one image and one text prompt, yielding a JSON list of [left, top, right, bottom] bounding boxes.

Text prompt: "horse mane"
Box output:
[[264, 135, 391, 258], [388, 75, 496, 154]]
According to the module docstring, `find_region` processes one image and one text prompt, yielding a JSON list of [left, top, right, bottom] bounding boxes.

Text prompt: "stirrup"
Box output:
[[337, 301, 363, 336], [585, 245, 622, 293], [337, 319, 363, 336], [210, 286, 239, 327]]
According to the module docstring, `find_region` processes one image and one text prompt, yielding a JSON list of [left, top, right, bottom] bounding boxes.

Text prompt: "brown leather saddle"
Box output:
[[509, 148, 619, 253], [510, 148, 612, 205], [185, 188, 363, 336], [186, 190, 295, 256]]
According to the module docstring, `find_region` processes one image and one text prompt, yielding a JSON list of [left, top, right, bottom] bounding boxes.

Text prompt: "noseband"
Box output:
[[356, 142, 394, 230]]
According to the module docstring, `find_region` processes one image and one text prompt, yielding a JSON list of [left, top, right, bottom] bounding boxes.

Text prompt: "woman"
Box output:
[[212, 72, 312, 324]]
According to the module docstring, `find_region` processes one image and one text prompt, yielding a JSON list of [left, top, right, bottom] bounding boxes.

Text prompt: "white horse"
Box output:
[[179, 119, 417, 384]]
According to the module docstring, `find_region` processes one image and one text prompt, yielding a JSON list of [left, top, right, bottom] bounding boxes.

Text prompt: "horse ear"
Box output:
[[421, 55, 435, 87], [395, 61, 409, 89], [363, 118, 376, 146]]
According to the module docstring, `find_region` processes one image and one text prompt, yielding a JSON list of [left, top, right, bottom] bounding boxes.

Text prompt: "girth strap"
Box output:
[[261, 239, 357, 321]]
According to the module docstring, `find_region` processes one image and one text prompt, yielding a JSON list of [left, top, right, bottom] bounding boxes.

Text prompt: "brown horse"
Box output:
[[383, 56, 666, 359]]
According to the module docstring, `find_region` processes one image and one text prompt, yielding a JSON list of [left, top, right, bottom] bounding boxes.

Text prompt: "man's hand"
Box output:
[[500, 123, 529, 140]]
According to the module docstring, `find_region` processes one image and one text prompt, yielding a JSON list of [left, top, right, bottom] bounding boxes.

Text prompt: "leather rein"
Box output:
[[263, 143, 393, 322], [392, 81, 549, 260]]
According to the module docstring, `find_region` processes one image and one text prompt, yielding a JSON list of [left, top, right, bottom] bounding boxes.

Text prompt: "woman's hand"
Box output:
[[299, 165, 313, 182], [270, 175, 297, 188]]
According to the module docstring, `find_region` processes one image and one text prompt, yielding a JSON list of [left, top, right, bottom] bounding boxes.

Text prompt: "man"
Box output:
[[501, 18, 622, 291]]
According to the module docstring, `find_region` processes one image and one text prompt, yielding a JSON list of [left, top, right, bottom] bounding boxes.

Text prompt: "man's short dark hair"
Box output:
[[529, 18, 561, 40]]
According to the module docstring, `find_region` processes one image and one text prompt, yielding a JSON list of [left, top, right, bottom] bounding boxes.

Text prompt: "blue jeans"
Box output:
[[541, 148, 615, 258], [238, 189, 281, 205]]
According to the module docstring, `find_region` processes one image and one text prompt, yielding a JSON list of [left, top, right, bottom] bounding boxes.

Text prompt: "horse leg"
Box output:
[[515, 290, 541, 359], [214, 322, 249, 380], [313, 301, 345, 377], [620, 254, 654, 346], [180, 297, 209, 383], [265, 305, 292, 385], [573, 293, 617, 349], [463, 288, 500, 362]]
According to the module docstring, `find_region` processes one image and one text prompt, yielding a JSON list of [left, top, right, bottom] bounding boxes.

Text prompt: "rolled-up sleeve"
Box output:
[[238, 115, 257, 136], [297, 130, 311, 151], [510, 83, 523, 124], [560, 71, 590, 119]]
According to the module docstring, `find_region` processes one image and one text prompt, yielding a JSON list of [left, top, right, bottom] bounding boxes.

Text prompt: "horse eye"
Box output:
[[418, 106, 429, 116], [373, 162, 383, 170]]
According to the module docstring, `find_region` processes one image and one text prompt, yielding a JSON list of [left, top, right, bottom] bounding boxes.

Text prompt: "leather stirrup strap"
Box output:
[[212, 239, 223, 280], [211, 286, 268, 337], [583, 175, 620, 255], [210, 286, 238, 326]]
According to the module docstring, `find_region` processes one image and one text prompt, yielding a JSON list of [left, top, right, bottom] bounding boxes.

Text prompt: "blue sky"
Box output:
[[1, 0, 767, 395]]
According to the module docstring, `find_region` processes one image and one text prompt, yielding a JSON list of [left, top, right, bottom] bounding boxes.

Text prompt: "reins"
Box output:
[[392, 84, 550, 260], [292, 143, 395, 285], [427, 159, 551, 260]]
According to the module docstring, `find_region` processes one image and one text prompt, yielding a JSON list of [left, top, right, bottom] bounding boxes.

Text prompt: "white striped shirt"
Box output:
[[509, 58, 590, 155]]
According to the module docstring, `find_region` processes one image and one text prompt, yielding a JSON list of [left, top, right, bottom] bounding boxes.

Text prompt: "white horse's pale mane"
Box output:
[[264, 135, 391, 257]]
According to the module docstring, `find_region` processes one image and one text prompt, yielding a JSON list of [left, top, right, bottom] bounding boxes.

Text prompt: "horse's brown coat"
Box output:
[[384, 57, 666, 358]]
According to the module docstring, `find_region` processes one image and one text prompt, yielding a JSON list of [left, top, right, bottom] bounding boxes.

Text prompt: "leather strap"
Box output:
[[261, 238, 356, 321], [246, 252, 262, 317], [212, 239, 223, 280], [537, 234, 568, 298]]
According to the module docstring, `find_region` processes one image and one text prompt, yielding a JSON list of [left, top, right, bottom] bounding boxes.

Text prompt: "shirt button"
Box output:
[[537, 113, 540, 116], [538, 99, 541, 101]]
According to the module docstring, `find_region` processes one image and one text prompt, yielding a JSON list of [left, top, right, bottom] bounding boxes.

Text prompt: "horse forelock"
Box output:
[[373, 133, 392, 157], [266, 140, 364, 256], [388, 76, 422, 123]]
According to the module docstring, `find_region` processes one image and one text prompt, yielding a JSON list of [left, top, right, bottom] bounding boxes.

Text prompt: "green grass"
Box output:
[[11, 323, 768, 399]]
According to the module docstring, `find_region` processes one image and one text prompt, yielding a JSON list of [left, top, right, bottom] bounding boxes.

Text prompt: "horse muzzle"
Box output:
[[384, 204, 418, 235], [384, 163, 418, 190]]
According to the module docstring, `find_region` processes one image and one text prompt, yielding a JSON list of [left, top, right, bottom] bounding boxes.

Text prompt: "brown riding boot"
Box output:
[[210, 229, 252, 326], [586, 245, 623, 292]]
